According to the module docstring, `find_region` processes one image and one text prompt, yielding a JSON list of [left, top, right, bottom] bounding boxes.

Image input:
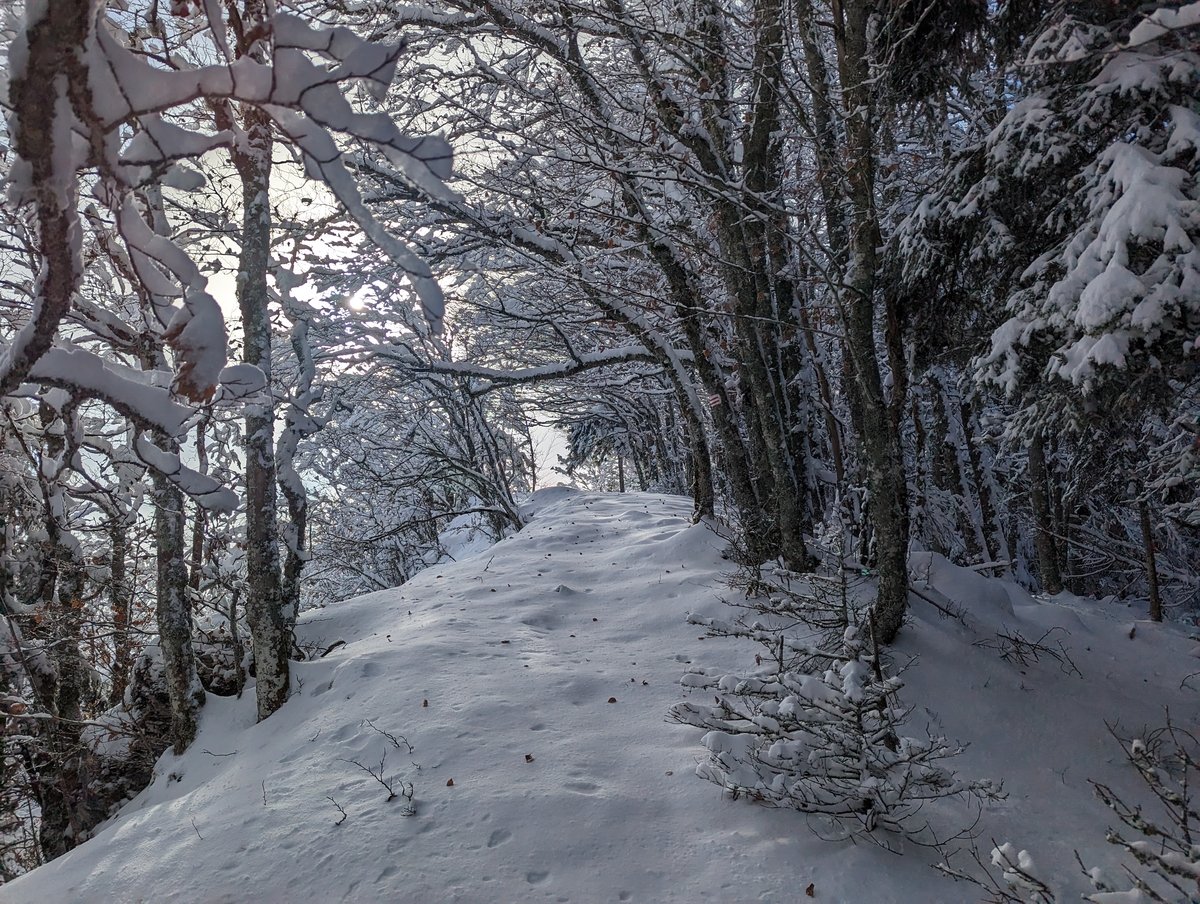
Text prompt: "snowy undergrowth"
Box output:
[[2, 491, 1197, 903]]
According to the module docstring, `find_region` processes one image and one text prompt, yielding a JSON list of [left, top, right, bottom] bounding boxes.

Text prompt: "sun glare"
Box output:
[[346, 287, 370, 311]]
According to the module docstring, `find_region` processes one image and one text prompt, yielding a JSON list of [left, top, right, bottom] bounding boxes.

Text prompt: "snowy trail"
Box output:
[[4, 490, 1196, 903]]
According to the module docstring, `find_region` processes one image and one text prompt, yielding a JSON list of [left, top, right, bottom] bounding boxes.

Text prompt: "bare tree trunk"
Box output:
[[1027, 432, 1063, 594], [108, 518, 133, 706], [676, 302, 761, 538], [960, 398, 1003, 565], [30, 402, 92, 860], [833, 0, 910, 643], [236, 141, 290, 717], [798, 301, 846, 488], [152, 451, 205, 752], [279, 466, 307, 633], [188, 424, 207, 593], [201, 0, 293, 720], [229, 95, 290, 720], [131, 182, 206, 750], [1138, 499, 1162, 622], [1051, 472, 1076, 593]]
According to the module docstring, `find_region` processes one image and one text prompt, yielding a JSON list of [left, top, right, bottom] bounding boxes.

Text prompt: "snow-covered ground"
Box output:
[[4, 490, 1196, 903]]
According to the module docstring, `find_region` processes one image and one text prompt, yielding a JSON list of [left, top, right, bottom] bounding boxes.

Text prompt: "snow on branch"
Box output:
[[134, 433, 237, 513], [28, 347, 194, 435], [4, 1, 454, 422], [24, 345, 247, 512], [416, 345, 671, 390]]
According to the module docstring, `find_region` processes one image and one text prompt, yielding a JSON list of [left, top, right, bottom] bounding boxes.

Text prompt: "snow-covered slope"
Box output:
[[4, 491, 1196, 903]]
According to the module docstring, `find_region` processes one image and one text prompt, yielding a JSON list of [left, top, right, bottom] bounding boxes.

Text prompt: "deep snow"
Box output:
[[3, 490, 1197, 903]]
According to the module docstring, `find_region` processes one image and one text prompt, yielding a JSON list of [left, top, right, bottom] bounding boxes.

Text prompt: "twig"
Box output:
[[341, 749, 415, 814], [908, 586, 969, 624], [327, 796, 348, 826], [973, 626, 1082, 678], [362, 719, 414, 754]]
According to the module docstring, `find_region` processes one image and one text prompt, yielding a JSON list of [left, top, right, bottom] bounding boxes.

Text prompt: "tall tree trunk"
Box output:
[[134, 183, 206, 749], [188, 424, 207, 593], [960, 397, 1005, 566], [206, 0, 291, 720], [1138, 499, 1162, 622], [231, 103, 290, 720], [1027, 432, 1062, 594], [108, 517, 133, 706], [152, 450, 205, 752], [676, 303, 764, 542], [235, 130, 290, 718], [692, 0, 811, 571], [30, 402, 92, 861], [833, 0, 910, 642]]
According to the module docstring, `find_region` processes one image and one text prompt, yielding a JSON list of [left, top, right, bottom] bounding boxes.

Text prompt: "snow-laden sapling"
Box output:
[[972, 626, 1082, 678], [936, 719, 1200, 902], [1080, 720, 1200, 902], [934, 841, 1057, 902], [672, 568, 1001, 847]]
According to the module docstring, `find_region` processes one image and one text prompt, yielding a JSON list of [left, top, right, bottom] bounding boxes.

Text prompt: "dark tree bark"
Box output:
[[1027, 432, 1063, 594], [108, 518, 133, 706], [152, 447, 205, 752], [1138, 499, 1162, 622], [28, 402, 93, 860], [833, 0, 911, 643]]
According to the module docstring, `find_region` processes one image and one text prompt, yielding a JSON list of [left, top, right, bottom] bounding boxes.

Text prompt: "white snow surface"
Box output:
[[4, 491, 1197, 903]]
